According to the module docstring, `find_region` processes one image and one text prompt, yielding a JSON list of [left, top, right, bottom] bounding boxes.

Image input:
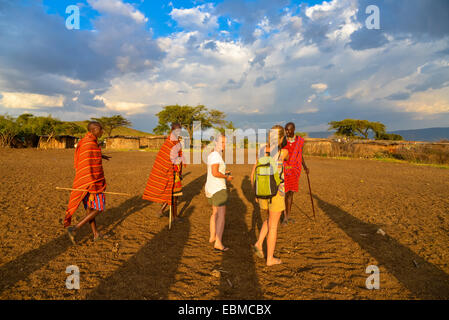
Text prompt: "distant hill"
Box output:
[[390, 127, 449, 142], [73, 121, 154, 137], [307, 127, 449, 142]]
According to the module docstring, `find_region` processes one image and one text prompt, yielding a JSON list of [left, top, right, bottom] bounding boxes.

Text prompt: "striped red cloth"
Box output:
[[283, 136, 305, 192], [142, 137, 182, 205], [64, 132, 106, 227]]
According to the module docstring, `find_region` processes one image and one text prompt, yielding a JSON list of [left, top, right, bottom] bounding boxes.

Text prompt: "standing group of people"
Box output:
[[205, 123, 308, 266], [64, 121, 308, 267]]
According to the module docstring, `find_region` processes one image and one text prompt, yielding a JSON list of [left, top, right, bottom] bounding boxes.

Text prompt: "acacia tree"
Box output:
[[91, 115, 132, 137], [0, 115, 20, 147], [328, 119, 386, 140], [153, 105, 230, 139]]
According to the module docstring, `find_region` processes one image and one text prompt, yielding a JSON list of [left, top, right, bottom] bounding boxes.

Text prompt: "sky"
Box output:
[[0, 0, 448, 133]]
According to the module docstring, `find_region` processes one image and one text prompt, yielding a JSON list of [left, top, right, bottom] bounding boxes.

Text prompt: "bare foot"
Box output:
[[266, 257, 282, 266], [209, 236, 216, 243], [253, 244, 264, 259]]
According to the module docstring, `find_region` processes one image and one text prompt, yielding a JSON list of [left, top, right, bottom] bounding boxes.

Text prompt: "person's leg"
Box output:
[[283, 192, 293, 223], [172, 197, 178, 219], [254, 216, 268, 252], [214, 206, 228, 250], [209, 206, 218, 243], [159, 203, 168, 216], [266, 210, 283, 266]]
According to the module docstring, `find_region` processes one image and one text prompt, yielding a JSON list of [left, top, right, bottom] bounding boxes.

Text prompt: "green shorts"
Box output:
[[207, 189, 228, 207]]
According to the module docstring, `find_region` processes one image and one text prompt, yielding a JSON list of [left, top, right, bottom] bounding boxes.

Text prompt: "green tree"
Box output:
[[91, 115, 132, 137], [0, 115, 20, 147], [376, 133, 404, 141], [153, 105, 230, 140], [328, 119, 386, 140]]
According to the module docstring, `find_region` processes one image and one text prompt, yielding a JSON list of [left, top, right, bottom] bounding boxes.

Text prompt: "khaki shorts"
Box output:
[[207, 189, 228, 207], [259, 191, 285, 213]]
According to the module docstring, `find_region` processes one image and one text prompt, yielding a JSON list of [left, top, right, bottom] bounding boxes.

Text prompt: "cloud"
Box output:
[[311, 83, 328, 92], [349, 0, 449, 51], [170, 4, 218, 31], [0, 92, 64, 109], [88, 0, 148, 23]]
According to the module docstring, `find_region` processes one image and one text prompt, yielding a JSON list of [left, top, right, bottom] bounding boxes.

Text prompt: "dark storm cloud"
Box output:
[[385, 92, 411, 101], [216, 0, 290, 43], [0, 0, 164, 110], [349, 0, 449, 50]]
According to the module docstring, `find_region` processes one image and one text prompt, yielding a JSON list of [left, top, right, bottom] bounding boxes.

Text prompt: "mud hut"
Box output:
[[139, 136, 167, 149], [106, 136, 140, 150], [38, 135, 78, 149]]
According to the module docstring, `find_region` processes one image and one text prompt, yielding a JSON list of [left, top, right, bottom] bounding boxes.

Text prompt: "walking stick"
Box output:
[[305, 170, 316, 220], [56, 187, 130, 196]]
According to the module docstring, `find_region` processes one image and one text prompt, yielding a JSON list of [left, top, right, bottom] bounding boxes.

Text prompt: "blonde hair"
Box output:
[[269, 125, 285, 149]]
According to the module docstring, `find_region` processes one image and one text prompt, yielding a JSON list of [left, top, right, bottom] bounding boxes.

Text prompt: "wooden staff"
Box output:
[[56, 187, 130, 196], [305, 171, 316, 220]]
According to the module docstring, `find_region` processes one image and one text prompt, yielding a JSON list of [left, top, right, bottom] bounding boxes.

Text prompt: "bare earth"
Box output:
[[0, 149, 449, 300]]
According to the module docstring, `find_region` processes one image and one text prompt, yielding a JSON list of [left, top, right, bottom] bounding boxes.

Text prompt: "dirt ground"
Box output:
[[0, 148, 449, 300]]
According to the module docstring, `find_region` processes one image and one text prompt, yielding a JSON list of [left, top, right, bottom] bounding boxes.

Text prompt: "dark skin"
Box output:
[[72, 124, 109, 240], [283, 123, 309, 224]]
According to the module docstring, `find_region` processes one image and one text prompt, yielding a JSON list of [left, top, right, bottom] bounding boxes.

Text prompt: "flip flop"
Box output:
[[214, 247, 229, 252], [253, 245, 264, 259], [67, 227, 76, 245]]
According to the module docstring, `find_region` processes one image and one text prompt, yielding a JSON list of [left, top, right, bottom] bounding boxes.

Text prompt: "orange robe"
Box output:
[[142, 137, 182, 205], [64, 132, 106, 227]]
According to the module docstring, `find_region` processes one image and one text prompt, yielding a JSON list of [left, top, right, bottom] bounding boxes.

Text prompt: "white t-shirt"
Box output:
[[205, 151, 226, 197]]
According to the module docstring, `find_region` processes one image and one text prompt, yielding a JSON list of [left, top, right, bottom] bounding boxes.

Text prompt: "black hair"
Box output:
[[171, 122, 182, 130], [285, 122, 295, 130]]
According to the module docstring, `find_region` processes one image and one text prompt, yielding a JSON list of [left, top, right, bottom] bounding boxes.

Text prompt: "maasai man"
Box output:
[[282, 122, 309, 225], [143, 123, 184, 220], [65, 121, 111, 244]]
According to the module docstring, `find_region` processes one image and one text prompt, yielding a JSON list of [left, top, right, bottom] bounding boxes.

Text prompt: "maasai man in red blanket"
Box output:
[[65, 122, 111, 244], [143, 123, 185, 220], [282, 122, 309, 225]]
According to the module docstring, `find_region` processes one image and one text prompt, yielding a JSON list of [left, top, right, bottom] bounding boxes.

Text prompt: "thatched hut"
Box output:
[[38, 135, 78, 149], [139, 136, 167, 149], [106, 136, 140, 150]]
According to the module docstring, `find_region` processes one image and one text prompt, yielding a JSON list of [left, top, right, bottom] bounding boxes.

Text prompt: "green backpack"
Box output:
[[253, 155, 283, 201]]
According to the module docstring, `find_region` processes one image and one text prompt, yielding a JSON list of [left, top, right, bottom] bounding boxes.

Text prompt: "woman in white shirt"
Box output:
[[205, 134, 233, 252]]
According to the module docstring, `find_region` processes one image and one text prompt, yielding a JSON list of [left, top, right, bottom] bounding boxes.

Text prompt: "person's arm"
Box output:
[[211, 164, 233, 182], [250, 162, 257, 186], [170, 143, 183, 165]]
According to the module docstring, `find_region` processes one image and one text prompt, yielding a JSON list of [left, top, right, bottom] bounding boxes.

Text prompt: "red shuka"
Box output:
[[64, 132, 106, 227], [283, 136, 305, 193], [142, 137, 181, 205]]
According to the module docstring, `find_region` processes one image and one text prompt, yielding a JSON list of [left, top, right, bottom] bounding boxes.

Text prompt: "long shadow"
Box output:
[[0, 196, 150, 294], [217, 181, 263, 299], [241, 175, 263, 244], [315, 195, 449, 299], [87, 174, 207, 299]]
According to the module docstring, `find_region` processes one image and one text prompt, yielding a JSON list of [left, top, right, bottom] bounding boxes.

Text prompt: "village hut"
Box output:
[[139, 135, 167, 149], [38, 135, 78, 149], [106, 136, 140, 150]]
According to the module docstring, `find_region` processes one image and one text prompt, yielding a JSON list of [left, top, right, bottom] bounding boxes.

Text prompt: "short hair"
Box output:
[[88, 121, 102, 132], [285, 122, 296, 130], [171, 122, 182, 130], [214, 132, 226, 142]]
